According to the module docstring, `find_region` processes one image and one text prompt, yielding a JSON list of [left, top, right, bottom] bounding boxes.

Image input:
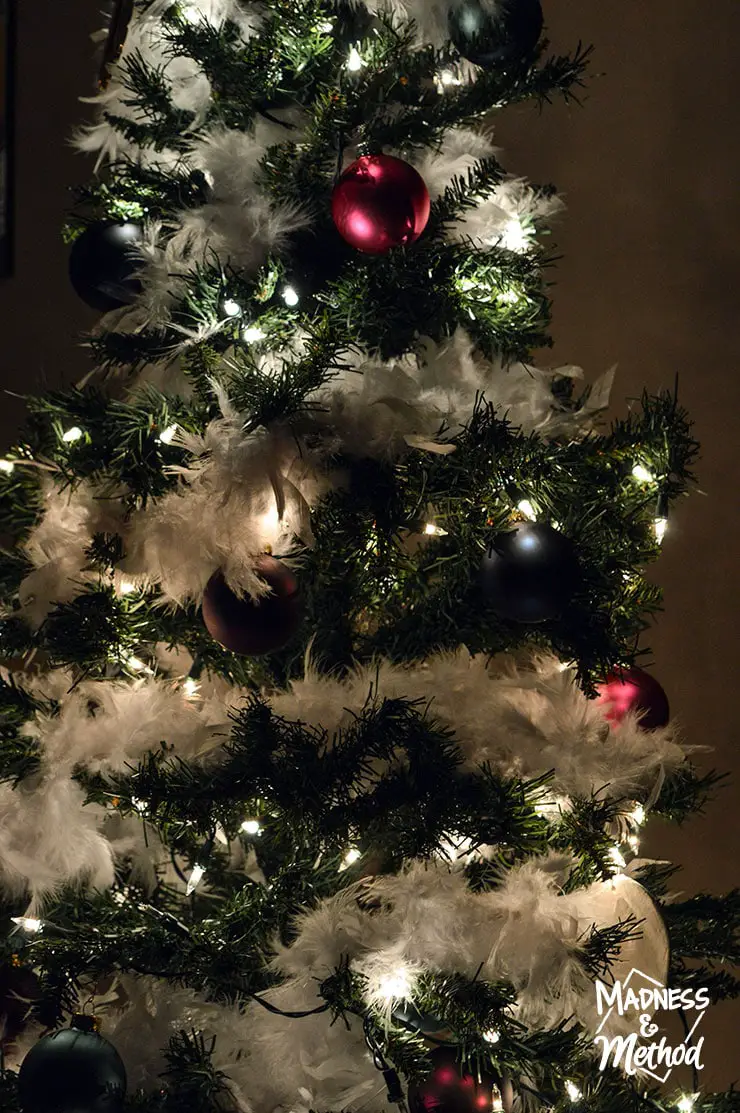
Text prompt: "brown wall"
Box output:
[[1, 0, 738, 1088]]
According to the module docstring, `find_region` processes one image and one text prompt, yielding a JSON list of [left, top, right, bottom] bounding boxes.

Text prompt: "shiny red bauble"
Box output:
[[595, 667, 670, 731], [331, 154, 431, 255], [409, 1048, 503, 1113], [202, 556, 302, 656]]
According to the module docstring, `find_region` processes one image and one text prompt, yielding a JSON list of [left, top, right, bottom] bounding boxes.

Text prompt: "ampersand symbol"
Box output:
[[639, 1013, 659, 1038]]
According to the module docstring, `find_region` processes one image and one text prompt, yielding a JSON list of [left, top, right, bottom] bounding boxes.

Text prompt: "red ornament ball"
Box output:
[[202, 556, 302, 656], [331, 154, 431, 255], [409, 1048, 503, 1113], [595, 667, 670, 731]]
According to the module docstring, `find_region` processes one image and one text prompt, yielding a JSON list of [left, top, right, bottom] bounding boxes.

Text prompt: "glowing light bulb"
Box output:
[[62, 427, 83, 443], [483, 1029, 500, 1044], [127, 655, 147, 672], [632, 464, 654, 483], [424, 522, 449, 537], [677, 1097, 697, 1113], [0, 459, 14, 474], [182, 677, 199, 699], [654, 517, 668, 543], [565, 1081, 582, 1103], [630, 803, 646, 827], [608, 845, 627, 873], [186, 863, 206, 895], [436, 69, 462, 91], [318, 20, 334, 32], [339, 846, 362, 872], [243, 325, 266, 343], [223, 298, 242, 317], [377, 966, 412, 1002], [282, 285, 300, 307], [180, 3, 202, 22], [500, 217, 530, 253], [346, 46, 364, 71], [241, 819, 261, 835], [491, 1089, 504, 1113], [627, 834, 640, 853], [119, 579, 136, 595], [158, 424, 178, 445], [517, 499, 537, 521], [11, 916, 42, 934]]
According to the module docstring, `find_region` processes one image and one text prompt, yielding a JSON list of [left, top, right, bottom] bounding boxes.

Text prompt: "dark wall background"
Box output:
[[1, 0, 738, 1086]]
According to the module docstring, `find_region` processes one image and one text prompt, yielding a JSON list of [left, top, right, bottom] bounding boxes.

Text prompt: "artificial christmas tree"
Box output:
[[0, 3, 737, 1113]]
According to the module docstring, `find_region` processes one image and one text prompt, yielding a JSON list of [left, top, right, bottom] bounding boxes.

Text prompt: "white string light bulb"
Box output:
[[424, 522, 449, 537], [182, 677, 200, 699], [243, 325, 267, 343], [630, 803, 646, 827], [377, 966, 413, 1002], [223, 298, 242, 317], [500, 217, 530, 254], [564, 1081, 582, 1102], [346, 45, 365, 71], [11, 916, 43, 934], [517, 499, 537, 521], [119, 579, 136, 595], [158, 424, 178, 445], [608, 845, 627, 873], [318, 20, 334, 33], [186, 863, 206, 895], [0, 459, 14, 474], [282, 285, 300, 307], [491, 1088, 504, 1112], [677, 1096, 697, 1113], [654, 517, 668, 543], [62, 427, 83, 443], [483, 1029, 500, 1044], [632, 463, 654, 482], [241, 819, 261, 835]]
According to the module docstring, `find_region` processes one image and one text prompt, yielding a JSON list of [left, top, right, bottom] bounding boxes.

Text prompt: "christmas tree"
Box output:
[[0, 2, 737, 1112]]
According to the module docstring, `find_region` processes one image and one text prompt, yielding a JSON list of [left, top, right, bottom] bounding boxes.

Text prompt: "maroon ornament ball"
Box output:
[[331, 154, 431, 254], [202, 556, 302, 656], [409, 1047, 503, 1113], [595, 667, 670, 731]]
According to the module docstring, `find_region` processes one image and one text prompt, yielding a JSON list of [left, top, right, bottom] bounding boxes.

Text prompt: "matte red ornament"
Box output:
[[409, 1048, 504, 1113], [202, 556, 302, 656], [331, 154, 431, 255], [595, 667, 670, 731]]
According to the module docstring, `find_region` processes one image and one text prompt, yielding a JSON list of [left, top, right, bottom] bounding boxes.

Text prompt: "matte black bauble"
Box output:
[[202, 556, 302, 656], [480, 523, 580, 624], [68, 221, 143, 311], [409, 1047, 501, 1113], [448, 0, 543, 68], [18, 1022, 126, 1113]]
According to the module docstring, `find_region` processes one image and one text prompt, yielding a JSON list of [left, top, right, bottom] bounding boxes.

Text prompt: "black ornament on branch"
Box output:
[[448, 0, 543, 68], [202, 556, 302, 656], [480, 522, 580, 624], [68, 221, 143, 312], [18, 1016, 127, 1113]]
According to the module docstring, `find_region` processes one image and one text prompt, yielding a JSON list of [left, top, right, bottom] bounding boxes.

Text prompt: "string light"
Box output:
[[346, 45, 365, 71], [564, 1081, 582, 1103], [282, 285, 300, 307], [119, 579, 136, 595], [339, 846, 362, 872], [654, 517, 668, 543], [318, 19, 334, 32], [0, 459, 14, 474], [182, 677, 200, 699], [608, 845, 627, 873], [491, 1087, 504, 1113], [11, 916, 43, 934], [62, 427, 83, 443], [377, 966, 413, 1002], [179, 3, 203, 22], [186, 863, 206, 895], [627, 834, 640, 854], [241, 819, 261, 835], [126, 655, 148, 673], [630, 803, 646, 827], [517, 499, 537, 521], [483, 1029, 500, 1044], [243, 325, 267, 343], [631, 463, 654, 483], [223, 298, 242, 317], [499, 217, 530, 254], [424, 521, 449, 536], [677, 1096, 697, 1113], [436, 69, 462, 92], [158, 424, 178, 445]]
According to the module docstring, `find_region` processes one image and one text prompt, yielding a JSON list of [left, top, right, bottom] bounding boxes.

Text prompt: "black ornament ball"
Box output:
[[202, 556, 302, 656], [68, 221, 143, 312], [480, 522, 580, 624], [409, 1047, 502, 1113], [18, 1022, 126, 1113], [448, 0, 543, 68]]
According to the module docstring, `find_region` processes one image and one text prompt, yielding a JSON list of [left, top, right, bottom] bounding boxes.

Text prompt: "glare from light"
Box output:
[[243, 325, 267, 343], [186, 863, 206, 895], [627, 834, 640, 853], [119, 579, 136, 595], [342, 847, 362, 869], [62, 427, 83, 443], [377, 966, 413, 1002], [654, 517, 668, 544], [630, 803, 646, 827], [282, 285, 300, 307], [631, 463, 654, 483], [223, 298, 242, 317], [500, 217, 530, 254], [436, 70, 462, 91], [180, 2, 202, 22], [318, 20, 334, 32], [677, 1097, 697, 1113], [0, 459, 14, 474], [565, 1081, 582, 1103], [483, 1029, 500, 1044], [182, 677, 200, 699], [608, 845, 627, 873], [424, 521, 449, 536], [127, 655, 147, 672], [11, 916, 42, 934], [241, 819, 261, 835], [517, 499, 537, 521], [346, 46, 365, 71], [158, 424, 178, 445]]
